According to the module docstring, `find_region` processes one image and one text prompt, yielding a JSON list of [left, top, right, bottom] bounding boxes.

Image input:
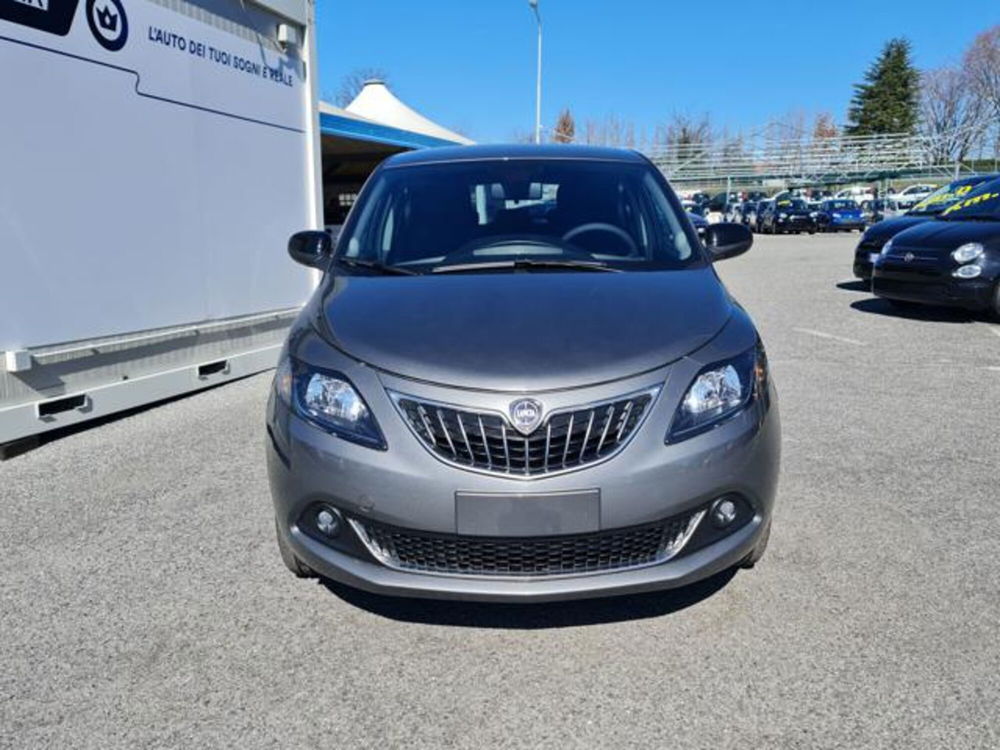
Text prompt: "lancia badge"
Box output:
[[509, 398, 543, 435]]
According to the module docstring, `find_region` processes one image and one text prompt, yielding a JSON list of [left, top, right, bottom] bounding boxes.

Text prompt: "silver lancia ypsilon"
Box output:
[[266, 145, 780, 601]]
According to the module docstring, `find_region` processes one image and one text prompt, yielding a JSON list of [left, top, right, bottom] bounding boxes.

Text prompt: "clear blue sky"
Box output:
[[315, 1, 999, 143]]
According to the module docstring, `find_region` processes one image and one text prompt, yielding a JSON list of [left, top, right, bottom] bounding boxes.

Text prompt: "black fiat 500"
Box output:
[[871, 179, 1000, 317], [759, 198, 816, 234], [853, 174, 998, 280]]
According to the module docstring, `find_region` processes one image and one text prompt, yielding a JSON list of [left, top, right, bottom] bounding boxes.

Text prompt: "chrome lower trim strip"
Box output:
[[348, 510, 706, 582]]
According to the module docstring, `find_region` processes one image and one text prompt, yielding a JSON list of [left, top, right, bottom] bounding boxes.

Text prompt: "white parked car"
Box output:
[[835, 186, 875, 203], [893, 184, 937, 209]]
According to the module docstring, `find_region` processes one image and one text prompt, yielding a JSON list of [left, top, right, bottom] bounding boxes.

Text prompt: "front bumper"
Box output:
[[853, 249, 881, 280], [827, 220, 865, 231], [872, 263, 996, 310], [775, 218, 815, 232], [266, 358, 780, 602]]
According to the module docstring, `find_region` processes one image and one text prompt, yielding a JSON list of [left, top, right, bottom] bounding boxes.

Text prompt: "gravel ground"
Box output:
[[2, 232, 999, 749]]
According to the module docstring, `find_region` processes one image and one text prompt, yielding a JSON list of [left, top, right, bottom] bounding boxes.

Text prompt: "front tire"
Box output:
[[741, 519, 771, 569], [276, 518, 315, 578]]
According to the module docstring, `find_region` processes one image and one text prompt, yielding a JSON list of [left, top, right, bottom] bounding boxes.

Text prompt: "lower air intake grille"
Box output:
[[351, 511, 703, 578], [391, 389, 658, 476]]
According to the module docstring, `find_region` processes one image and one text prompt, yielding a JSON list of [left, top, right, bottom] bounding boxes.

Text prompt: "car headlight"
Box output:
[[779, 212, 788, 219], [667, 343, 767, 443], [880, 238, 893, 256], [951, 242, 984, 264], [277, 357, 385, 449]]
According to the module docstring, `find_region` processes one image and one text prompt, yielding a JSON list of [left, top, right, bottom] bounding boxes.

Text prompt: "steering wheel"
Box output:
[[562, 223, 637, 254]]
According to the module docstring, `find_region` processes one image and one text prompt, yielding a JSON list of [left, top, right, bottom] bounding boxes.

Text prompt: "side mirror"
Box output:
[[705, 222, 752, 261], [288, 230, 332, 268]]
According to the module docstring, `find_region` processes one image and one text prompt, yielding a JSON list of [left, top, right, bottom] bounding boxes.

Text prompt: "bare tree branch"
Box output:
[[332, 67, 390, 108]]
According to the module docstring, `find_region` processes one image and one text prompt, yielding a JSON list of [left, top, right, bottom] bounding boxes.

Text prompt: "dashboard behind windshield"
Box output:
[[337, 159, 701, 273]]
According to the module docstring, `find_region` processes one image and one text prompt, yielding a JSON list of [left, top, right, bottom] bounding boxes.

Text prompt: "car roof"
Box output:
[[383, 143, 649, 167]]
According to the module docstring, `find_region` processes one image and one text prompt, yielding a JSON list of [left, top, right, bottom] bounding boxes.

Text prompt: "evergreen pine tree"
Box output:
[[845, 38, 920, 135]]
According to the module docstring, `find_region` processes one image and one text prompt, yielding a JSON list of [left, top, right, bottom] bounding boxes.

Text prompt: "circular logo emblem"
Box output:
[[86, 0, 128, 51], [904, 252, 914, 262], [509, 398, 543, 436]]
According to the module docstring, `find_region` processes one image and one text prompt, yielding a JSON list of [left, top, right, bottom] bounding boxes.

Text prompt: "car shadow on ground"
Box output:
[[848, 297, 978, 323], [836, 280, 869, 293], [319, 568, 738, 628]]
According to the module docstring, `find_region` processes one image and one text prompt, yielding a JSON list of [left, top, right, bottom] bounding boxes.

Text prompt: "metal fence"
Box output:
[[645, 126, 997, 188]]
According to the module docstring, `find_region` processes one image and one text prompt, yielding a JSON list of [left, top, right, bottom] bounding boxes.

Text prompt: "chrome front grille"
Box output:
[[390, 388, 658, 476], [351, 510, 704, 578]]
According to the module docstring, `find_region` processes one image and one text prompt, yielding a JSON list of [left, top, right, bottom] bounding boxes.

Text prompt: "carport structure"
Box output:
[[319, 81, 472, 226]]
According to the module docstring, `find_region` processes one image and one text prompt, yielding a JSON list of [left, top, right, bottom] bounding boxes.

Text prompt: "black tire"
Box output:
[[992, 283, 1000, 322], [275, 517, 315, 578], [741, 519, 771, 569]]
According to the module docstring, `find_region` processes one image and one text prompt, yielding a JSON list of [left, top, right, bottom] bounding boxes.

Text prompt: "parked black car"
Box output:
[[759, 198, 816, 234], [872, 178, 1000, 317], [739, 200, 760, 229], [853, 174, 999, 280], [752, 200, 772, 233]]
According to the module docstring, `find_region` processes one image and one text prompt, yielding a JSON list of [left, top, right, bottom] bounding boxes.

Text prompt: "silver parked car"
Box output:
[[267, 145, 780, 602]]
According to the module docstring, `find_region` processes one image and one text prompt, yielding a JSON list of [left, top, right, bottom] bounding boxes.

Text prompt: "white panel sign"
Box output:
[[0, 0, 316, 349]]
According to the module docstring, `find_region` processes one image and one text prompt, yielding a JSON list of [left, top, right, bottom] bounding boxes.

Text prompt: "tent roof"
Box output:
[[345, 80, 474, 146]]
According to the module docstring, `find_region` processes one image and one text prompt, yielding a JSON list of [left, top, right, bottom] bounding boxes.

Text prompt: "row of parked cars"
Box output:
[[685, 184, 943, 237], [686, 195, 867, 236], [851, 175, 1000, 318]]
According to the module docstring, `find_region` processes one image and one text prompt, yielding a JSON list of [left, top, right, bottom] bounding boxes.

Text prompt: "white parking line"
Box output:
[[792, 327, 867, 346], [983, 325, 1000, 340]]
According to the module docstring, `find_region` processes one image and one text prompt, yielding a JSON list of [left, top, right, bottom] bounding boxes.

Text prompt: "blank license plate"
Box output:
[[456, 490, 600, 537]]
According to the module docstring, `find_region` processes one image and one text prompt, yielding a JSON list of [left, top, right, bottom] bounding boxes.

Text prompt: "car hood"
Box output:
[[890, 219, 1000, 252], [861, 215, 929, 246], [314, 268, 732, 392]]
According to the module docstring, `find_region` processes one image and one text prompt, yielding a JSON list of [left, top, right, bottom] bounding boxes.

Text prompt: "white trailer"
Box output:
[[0, 0, 321, 451]]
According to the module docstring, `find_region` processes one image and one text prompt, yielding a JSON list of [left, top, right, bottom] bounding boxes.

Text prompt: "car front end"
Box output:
[[853, 215, 929, 280], [267, 318, 779, 602], [267, 146, 780, 602], [872, 221, 1000, 311]]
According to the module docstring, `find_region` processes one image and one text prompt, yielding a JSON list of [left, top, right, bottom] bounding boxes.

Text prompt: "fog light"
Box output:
[[315, 507, 342, 537], [711, 497, 738, 528], [952, 265, 982, 279]]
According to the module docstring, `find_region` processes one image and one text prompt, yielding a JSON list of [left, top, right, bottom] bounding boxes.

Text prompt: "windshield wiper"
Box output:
[[432, 259, 621, 274], [333, 257, 417, 275]]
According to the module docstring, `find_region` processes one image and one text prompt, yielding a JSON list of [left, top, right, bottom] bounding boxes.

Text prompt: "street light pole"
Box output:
[[529, 0, 542, 144]]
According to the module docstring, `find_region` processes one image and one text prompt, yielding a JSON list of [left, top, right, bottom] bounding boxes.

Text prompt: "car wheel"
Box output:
[[740, 519, 771, 569], [992, 282, 1000, 322], [275, 517, 315, 578]]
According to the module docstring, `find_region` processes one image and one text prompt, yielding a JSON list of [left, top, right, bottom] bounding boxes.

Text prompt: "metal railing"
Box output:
[[644, 126, 994, 186]]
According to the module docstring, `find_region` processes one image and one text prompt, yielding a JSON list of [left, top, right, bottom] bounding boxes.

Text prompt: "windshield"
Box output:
[[336, 159, 700, 273], [939, 178, 1000, 221], [775, 199, 807, 211], [826, 200, 857, 211], [909, 179, 988, 215]]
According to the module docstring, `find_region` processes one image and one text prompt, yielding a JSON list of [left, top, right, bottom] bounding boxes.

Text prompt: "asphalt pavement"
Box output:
[[2, 232, 999, 749]]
